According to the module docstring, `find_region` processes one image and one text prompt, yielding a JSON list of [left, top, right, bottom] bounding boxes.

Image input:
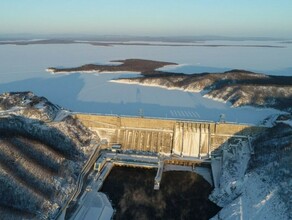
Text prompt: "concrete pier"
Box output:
[[154, 160, 164, 190]]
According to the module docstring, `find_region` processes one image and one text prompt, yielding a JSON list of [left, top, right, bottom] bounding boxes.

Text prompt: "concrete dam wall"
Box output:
[[75, 114, 263, 159]]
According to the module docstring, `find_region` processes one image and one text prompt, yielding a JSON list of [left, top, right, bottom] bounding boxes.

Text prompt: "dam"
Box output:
[[67, 114, 265, 219], [74, 114, 263, 159]]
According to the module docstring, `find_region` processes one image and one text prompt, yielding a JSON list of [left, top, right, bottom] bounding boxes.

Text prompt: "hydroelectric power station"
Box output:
[[74, 114, 264, 185], [66, 113, 265, 220]]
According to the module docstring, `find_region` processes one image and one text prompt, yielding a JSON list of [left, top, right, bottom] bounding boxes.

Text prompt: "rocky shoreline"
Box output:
[[113, 69, 292, 112], [47, 59, 292, 112]]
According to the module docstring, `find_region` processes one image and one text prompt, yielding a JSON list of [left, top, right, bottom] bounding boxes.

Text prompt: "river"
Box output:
[[101, 167, 220, 220]]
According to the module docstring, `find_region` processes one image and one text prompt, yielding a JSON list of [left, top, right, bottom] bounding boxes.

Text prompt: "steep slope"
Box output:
[[0, 92, 99, 219], [0, 91, 60, 121], [210, 120, 292, 219]]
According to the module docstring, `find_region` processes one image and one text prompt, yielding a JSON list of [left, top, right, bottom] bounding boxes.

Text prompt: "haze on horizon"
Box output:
[[1, 0, 292, 39]]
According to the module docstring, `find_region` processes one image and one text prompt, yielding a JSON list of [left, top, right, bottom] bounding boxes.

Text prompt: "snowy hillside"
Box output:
[[210, 121, 292, 219], [0, 91, 60, 121], [0, 92, 99, 219]]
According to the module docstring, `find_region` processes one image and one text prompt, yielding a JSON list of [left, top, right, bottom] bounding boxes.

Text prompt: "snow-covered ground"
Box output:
[[210, 122, 291, 219]]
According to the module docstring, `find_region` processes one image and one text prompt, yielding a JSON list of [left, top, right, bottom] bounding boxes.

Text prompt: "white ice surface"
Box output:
[[0, 43, 290, 124]]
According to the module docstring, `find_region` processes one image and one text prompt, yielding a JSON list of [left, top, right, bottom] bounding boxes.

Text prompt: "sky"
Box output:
[[0, 0, 292, 38]]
